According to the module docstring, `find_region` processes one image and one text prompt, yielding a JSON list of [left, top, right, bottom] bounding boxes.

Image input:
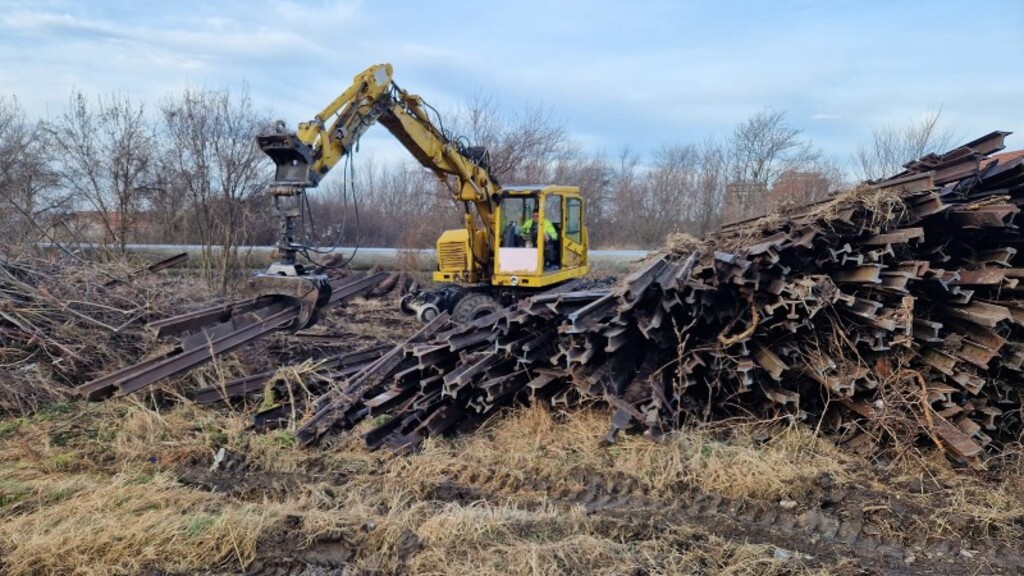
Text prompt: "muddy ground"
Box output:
[[2, 297, 1024, 575]]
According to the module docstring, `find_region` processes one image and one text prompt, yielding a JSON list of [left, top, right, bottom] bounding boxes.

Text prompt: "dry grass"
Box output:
[[376, 405, 854, 502], [714, 184, 906, 251], [1, 471, 272, 575], [882, 449, 1024, 543], [1, 399, 1021, 574], [408, 504, 820, 576]]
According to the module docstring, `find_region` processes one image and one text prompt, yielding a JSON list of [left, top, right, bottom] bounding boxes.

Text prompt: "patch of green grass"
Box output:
[[202, 425, 230, 449], [42, 486, 78, 505], [185, 513, 219, 538], [39, 401, 75, 419], [700, 442, 716, 458], [40, 453, 78, 473], [0, 418, 24, 438], [271, 430, 296, 449], [0, 478, 30, 508], [48, 430, 80, 447], [131, 470, 156, 485]]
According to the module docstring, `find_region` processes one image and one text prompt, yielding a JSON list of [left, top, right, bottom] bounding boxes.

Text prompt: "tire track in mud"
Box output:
[[175, 450, 348, 500], [438, 465, 1024, 575], [176, 450, 1024, 575]]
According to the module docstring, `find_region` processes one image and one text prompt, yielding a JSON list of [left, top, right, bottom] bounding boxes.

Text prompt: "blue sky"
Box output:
[[1, 0, 1021, 169]]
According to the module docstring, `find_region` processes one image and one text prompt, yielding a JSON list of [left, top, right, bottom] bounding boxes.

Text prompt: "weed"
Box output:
[[41, 486, 77, 505], [272, 430, 297, 449], [0, 418, 24, 438], [39, 401, 75, 419], [40, 453, 78, 473], [48, 430, 77, 447]]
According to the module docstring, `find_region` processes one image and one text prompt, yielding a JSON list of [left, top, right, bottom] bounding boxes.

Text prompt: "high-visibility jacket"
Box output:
[[522, 218, 556, 241]]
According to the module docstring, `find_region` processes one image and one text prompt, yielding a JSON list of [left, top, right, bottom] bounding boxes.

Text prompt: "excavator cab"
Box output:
[[491, 186, 589, 288], [405, 186, 590, 323]]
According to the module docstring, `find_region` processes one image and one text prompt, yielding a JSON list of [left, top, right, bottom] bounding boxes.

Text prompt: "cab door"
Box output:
[[562, 196, 586, 269]]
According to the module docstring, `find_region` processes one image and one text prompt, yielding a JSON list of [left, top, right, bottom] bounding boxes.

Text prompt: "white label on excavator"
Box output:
[[498, 248, 539, 273]]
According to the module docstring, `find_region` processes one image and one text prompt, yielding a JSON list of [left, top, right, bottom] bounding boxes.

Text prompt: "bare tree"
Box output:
[[855, 112, 955, 181], [452, 96, 569, 184], [636, 144, 700, 245], [41, 92, 155, 252], [0, 96, 59, 245], [729, 108, 818, 188], [549, 149, 613, 247], [306, 158, 456, 250], [724, 109, 835, 222], [692, 139, 728, 236], [608, 147, 645, 248], [159, 86, 271, 292]]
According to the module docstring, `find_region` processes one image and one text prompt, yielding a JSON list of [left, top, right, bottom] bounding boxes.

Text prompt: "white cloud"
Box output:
[[0, 0, 1021, 167]]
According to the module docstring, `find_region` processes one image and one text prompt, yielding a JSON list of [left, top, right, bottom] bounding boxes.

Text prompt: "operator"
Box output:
[[521, 209, 556, 247]]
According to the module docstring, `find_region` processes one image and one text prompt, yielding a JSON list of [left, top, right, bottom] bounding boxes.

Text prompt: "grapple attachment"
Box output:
[[240, 272, 333, 331]]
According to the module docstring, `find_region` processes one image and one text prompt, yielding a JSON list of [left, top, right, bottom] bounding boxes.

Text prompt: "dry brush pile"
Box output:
[[0, 252, 210, 413]]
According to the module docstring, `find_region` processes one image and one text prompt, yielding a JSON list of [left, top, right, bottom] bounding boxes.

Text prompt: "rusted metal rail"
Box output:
[[77, 272, 388, 400]]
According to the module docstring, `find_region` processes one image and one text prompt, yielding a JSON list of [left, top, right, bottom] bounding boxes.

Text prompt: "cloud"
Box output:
[[0, 0, 1021, 168], [1, 9, 122, 39]]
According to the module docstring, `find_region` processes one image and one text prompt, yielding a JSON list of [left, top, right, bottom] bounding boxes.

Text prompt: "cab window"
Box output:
[[545, 194, 562, 225], [566, 198, 582, 243], [499, 196, 536, 247]]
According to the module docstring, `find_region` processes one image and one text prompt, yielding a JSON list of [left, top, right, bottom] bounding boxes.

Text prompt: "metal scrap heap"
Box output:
[[71, 131, 1024, 466], [278, 131, 1024, 465]]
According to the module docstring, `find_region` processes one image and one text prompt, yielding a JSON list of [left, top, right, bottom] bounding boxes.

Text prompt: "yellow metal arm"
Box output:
[[377, 90, 499, 231], [296, 63, 395, 184], [257, 62, 503, 283], [259, 62, 499, 222]]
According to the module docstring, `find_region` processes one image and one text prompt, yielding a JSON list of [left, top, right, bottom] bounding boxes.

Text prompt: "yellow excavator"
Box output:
[[247, 63, 590, 327]]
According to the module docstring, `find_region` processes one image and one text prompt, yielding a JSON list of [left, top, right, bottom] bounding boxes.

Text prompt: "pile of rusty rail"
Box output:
[[76, 271, 388, 401], [73, 132, 1024, 465], [277, 132, 1024, 465]]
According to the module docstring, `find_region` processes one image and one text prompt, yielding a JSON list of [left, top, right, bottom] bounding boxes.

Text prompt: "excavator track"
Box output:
[[175, 446, 1024, 576]]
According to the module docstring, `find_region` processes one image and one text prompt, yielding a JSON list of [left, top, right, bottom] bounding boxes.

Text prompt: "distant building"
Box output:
[[721, 171, 831, 225], [49, 211, 156, 244], [766, 171, 831, 208], [720, 149, 1024, 227], [721, 182, 768, 224]]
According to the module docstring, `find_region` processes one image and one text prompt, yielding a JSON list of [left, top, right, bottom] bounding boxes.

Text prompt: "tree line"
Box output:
[[0, 88, 953, 291]]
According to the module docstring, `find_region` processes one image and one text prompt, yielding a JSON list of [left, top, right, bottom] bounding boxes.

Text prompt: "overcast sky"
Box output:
[[2, 0, 1021, 170]]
